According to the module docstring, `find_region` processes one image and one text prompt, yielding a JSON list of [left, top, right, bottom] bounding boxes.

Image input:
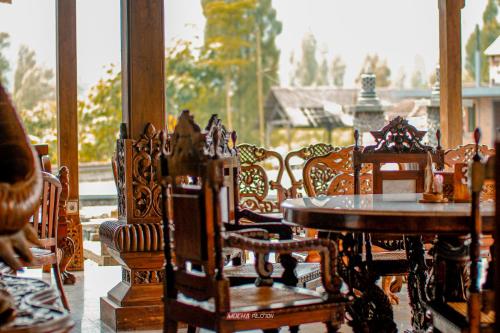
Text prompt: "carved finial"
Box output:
[[231, 131, 237, 147], [473, 128, 481, 162], [354, 129, 359, 149], [436, 129, 441, 150]]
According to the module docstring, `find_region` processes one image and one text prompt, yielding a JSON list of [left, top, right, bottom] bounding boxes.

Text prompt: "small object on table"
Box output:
[[453, 162, 471, 203], [420, 152, 448, 203]]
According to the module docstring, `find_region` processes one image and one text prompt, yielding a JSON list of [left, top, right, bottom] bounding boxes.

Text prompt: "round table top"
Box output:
[[282, 193, 495, 235]]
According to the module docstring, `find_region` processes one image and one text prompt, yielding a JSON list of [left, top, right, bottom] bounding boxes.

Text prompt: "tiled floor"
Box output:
[[19, 260, 413, 333]]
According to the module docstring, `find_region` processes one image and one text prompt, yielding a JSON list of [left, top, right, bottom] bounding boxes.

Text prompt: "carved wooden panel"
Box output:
[[116, 123, 165, 223], [285, 143, 337, 197], [237, 144, 286, 213], [303, 146, 372, 196]]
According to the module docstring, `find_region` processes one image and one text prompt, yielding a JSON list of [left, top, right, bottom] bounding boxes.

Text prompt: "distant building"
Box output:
[[265, 86, 500, 147], [485, 35, 500, 86]]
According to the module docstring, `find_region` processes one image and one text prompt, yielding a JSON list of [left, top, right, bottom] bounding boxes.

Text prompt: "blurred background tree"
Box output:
[[330, 55, 346, 88], [465, 0, 499, 84], [356, 54, 392, 87], [0, 32, 10, 85]]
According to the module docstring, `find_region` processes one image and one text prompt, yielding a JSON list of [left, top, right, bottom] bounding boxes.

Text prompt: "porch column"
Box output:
[[56, 0, 84, 277], [99, 0, 166, 331], [438, 0, 465, 148]]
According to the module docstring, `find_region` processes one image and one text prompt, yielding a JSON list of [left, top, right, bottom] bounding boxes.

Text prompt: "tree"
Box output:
[[330, 55, 346, 88], [294, 32, 319, 86], [0, 32, 10, 85], [13, 45, 54, 111], [393, 67, 406, 89], [78, 66, 121, 163], [316, 57, 329, 86], [356, 54, 391, 87], [410, 69, 425, 89], [201, 0, 257, 130], [465, 0, 500, 83]]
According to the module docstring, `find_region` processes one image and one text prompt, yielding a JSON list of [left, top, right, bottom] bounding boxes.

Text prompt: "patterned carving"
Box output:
[[285, 143, 337, 197], [99, 221, 163, 253], [303, 146, 373, 196], [122, 268, 131, 284], [133, 270, 165, 284], [204, 115, 236, 158], [444, 144, 496, 201], [237, 144, 286, 213], [56, 166, 81, 276], [0, 274, 73, 331], [444, 144, 495, 168], [365, 116, 433, 153], [115, 123, 167, 224]]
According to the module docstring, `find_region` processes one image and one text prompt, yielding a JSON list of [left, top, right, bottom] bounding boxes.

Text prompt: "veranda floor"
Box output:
[[19, 260, 413, 333]]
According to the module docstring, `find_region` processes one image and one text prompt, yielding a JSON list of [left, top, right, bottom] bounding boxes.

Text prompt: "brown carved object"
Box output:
[[285, 143, 336, 198], [428, 129, 495, 333], [99, 123, 165, 331], [33, 146, 77, 285], [161, 110, 348, 333], [237, 143, 286, 213]]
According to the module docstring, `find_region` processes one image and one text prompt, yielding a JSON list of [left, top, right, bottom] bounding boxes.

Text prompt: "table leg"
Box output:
[[405, 236, 431, 332], [320, 231, 397, 333], [428, 235, 469, 303]]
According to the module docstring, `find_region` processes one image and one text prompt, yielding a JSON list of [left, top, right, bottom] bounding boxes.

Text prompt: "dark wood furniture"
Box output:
[[427, 130, 495, 333], [161, 111, 349, 333], [21, 172, 70, 310], [237, 143, 287, 213], [34, 144, 77, 285], [204, 115, 322, 289], [282, 193, 495, 332]]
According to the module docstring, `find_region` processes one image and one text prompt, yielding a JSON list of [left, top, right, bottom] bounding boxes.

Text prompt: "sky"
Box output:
[[0, 0, 491, 94]]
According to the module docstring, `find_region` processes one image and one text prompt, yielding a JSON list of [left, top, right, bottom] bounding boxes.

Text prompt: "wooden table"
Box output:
[[282, 193, 495, 333]]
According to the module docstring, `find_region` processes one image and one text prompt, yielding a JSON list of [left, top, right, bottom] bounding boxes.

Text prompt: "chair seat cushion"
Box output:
[[224, 263, 320, 287]]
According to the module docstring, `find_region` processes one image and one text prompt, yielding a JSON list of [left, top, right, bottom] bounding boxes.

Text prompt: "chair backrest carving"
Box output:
[[303, 146, 372, 196], [285, 143, 337, 197], [354, 116, 444, 194], [161, 110, 228, 308], [32, 172, 62, 247], [236, 144, 285, 213]]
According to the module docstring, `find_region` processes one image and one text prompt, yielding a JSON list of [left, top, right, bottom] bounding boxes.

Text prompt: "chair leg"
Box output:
[[187, 325, 197, 333], [290, 325, 299, 333], [165, 320, 178, 333], [263, 329, 279, 333], [325, 322, 340, 333], [52, 262, 70, 310]]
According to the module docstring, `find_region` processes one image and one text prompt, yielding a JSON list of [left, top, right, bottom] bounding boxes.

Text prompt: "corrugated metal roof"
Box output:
[[485, 35, 500, 56]]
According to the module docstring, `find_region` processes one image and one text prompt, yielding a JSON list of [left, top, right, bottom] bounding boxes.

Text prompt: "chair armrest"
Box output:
[[224, 233, 342, 295], [224, 222, 293, 240], [226, 228, 270, 240], [236, 208, 282, 223]]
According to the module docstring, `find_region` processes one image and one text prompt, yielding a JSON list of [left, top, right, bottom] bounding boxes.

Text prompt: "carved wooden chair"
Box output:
[[22, 171, 70, 310], [428, 129, 495, 333], [285, 143, 337, 198], [236, 143, 286, 214], [353, 116, 444, 304], [34, 145, 76, 285], [161, 110, 349, 333], [204, 115, 322, 289]]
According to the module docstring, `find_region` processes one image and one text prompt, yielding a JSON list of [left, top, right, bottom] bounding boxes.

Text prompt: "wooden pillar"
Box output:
[[100, 1, 166, 330], [56, 0, 84, 274], [438, 0, 465, 149], [121, 0, 165, 137]]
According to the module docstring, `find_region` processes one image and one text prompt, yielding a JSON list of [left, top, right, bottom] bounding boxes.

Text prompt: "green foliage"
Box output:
[[0, 32, 10, 85], [316, 57, 329, 86], [465, 0, 500, 83], [78, 65, 121, 163], [294, 33, 319, 86], [330, 55, 346, 88], [410, 69, 425, 88], [12, 45, 57, 161], [356, 54, 391, 87], [13, 45, 54, 111]]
